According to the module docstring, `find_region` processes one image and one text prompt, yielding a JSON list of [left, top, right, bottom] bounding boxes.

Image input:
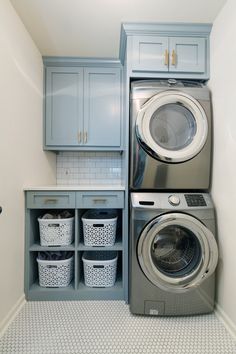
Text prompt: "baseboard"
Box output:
[[0, 295, 26, 339], [215, 303, 236, 340]]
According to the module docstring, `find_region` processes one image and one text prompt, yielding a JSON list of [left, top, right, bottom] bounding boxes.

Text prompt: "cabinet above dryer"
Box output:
[[43, 58, 123, 151], [119, 23, 212, 80]]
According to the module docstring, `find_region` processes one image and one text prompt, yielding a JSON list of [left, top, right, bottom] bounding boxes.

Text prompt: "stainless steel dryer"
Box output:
[[130, 192, 218, 316], [130, 80, 212, 190]]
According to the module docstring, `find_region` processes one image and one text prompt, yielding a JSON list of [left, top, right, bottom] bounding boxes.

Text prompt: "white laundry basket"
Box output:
[[82, 251, 118, 287], [37, 255, 74, 287], [38, 216, 74, 246], [82, 210, 117, 247]]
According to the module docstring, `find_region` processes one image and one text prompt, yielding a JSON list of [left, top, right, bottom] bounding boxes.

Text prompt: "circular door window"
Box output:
[[137, 213, 218, 293], [151, 224, 201, 278], [136, 91, 208, 163]]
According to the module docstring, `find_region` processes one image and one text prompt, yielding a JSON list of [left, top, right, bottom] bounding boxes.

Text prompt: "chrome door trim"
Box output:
[[136, 91, 208, 163], [137, 213, 218, 293]]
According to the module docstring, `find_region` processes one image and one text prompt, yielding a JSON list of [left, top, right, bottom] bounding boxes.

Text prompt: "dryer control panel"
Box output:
[[185, 194, 206, 207]]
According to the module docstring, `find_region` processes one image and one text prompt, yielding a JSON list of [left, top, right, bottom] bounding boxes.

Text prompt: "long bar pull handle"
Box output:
[[77, 131, 81, 144], [84, 131, 88, 144], [93, 199, 107, 204], [44, 199, 58, 204], [171, 50, 176, 66], [164, 49, 169, 66]]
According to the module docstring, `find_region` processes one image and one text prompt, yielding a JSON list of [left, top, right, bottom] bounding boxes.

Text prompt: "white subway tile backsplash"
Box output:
[[56, 152, 123, 186]]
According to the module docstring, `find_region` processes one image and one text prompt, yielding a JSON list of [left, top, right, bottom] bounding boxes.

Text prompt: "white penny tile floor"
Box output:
[[0, 301, 236, 354]]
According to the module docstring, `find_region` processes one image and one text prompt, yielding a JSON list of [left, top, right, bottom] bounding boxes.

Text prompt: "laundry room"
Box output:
[[0, 0, 236, 353]]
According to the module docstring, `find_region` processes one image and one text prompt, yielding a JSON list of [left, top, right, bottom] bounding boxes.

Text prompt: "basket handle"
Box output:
[[48, 223, 60, 227], [93, 224, 104, 228], [93, 265, 104, 269], [47, 265, 57, 268]]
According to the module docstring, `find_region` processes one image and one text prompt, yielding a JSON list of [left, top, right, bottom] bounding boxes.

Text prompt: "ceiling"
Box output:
[[10, 0, 227, 58]]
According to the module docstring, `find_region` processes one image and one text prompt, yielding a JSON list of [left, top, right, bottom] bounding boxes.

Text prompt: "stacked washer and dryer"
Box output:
[[129, 80, 218, 316]]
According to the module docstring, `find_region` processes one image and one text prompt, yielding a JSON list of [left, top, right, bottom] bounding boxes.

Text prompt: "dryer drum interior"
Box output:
[[151, 225, 202, 277]]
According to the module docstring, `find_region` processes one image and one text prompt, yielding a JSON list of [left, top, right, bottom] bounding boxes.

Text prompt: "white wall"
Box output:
[[0, 0, 56, 331], [209, 0, 236, 331], [10, 0, 227, 57]]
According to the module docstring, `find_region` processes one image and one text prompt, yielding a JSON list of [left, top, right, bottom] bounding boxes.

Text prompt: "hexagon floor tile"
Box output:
[[0, 301, 236, 353]]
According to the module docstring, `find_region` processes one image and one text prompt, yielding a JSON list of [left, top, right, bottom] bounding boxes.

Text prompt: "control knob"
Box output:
[[168, 195, 180, 206]]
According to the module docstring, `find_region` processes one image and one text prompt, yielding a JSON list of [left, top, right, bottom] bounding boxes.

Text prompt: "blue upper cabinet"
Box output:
[[120, 23, 212, 80], [169, 37, 205, 73], [45, 67, 83, 146], [44, 59, 122, 150], [83, 67, 121, 147], [132, 36, 169, 72]]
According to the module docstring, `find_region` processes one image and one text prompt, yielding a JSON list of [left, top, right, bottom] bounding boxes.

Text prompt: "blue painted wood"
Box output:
[[83, 67, 121, 147], [45, 67, 83, 146], [132, 36, 169, 72], [119, 22, 212, 64], [169, 37, 206, 73], [120, 22, 211, 80], [76, 191, 124, 209], [43, 57, 122, 68], [130, 35, 208, 77], [26, 191, 76, 209], [25, 190, 125, 301], [44, 62, 122, 150]]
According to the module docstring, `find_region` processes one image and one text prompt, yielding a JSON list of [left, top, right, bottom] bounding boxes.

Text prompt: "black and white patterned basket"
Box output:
[[82, 251, 118, 287], [37, 255, 74, 287], [38, 217, 74, 246], [82, 210, 117, 247]]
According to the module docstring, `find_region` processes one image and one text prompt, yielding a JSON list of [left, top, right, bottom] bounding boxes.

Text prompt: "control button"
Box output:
[[184, 194, 207, 207], [168, 195, 180, 206], [168, 79, 177, 85]]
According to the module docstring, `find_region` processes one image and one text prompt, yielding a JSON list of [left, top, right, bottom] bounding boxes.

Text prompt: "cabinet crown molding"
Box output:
[[43, 57, 122, 68]]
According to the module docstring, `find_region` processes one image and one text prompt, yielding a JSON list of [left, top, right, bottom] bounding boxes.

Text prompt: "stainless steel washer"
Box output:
[[130, 80, 212, 190], [130, 192, 218, 316]]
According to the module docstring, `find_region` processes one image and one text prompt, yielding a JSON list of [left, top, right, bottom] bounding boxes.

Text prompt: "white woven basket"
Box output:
[[38, 217, 74, 246], [37, 255, 74, 287], [82, 251, 118, 287], [82, 210, 117, 247]]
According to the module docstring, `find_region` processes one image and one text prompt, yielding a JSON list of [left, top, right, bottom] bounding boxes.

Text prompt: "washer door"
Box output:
[[136, 91, 208, 163], [137, 213, 218, 293]]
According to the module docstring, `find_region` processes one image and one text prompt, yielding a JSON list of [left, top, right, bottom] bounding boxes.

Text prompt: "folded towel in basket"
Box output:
[[40, 210, 72, 220], [38, 251, 73, 261]]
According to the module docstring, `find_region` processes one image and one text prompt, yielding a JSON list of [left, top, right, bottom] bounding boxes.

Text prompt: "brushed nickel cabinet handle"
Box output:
[[164, 49, 169, 66], [171, 49, 176, 66]]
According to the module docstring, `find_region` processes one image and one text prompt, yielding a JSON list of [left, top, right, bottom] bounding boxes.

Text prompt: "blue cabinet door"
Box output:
[[169, 37, 206, 73], [83, 67, 121, 147], [45, 67, 83, 146], [132, 36, 169, 72]]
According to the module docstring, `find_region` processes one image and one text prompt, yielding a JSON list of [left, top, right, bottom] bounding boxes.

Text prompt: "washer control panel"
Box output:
[[185, 194, 207, 207], [168, 195, 180, 206]]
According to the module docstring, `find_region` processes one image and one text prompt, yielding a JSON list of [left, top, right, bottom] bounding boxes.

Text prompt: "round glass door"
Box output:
[[137, 213, 218, 293], [149, 104, 197, 151], [136, 91, 208, 163], [151, 224, 201, 278]]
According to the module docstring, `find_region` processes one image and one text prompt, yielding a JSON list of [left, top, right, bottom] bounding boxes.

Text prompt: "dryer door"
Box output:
[[137, 213, 218, 293], [136, 91, 208, 163]]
